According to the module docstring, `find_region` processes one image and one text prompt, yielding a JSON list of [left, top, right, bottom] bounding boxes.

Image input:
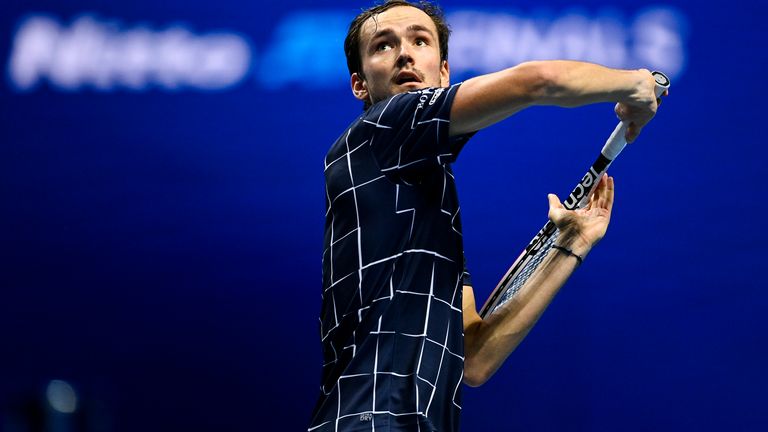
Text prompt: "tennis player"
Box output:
[[311, 1, 662, 431]]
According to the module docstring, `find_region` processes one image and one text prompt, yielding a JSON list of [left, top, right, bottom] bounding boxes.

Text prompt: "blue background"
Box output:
[[2, 0, 766, 431]]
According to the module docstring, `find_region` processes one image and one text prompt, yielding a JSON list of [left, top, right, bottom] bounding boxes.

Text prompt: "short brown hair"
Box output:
[[344, 0, 451, 78]]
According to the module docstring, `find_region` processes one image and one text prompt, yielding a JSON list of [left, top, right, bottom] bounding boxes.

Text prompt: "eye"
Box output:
[[376, 42, 393, 52], [415, 38, 428, 47]]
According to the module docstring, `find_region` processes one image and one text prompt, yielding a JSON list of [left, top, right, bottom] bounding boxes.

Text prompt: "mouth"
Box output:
[[394, 71, 423, 85]]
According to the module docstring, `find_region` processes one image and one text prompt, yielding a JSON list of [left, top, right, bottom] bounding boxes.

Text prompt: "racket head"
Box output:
[[480, 229, 560, 317]]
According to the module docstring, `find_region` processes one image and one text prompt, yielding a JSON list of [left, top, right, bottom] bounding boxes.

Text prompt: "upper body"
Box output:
[[312, 1, 662, 431], [312, 83, 472, 432]]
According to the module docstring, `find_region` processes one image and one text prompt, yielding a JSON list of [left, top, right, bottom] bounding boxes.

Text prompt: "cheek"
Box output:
[[366, 62, 392, 87], [369, 55, 392, 73]]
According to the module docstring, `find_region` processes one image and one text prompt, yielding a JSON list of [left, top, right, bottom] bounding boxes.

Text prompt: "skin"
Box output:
[[351, 6, 449, 107], [351, 5, 663, 386]]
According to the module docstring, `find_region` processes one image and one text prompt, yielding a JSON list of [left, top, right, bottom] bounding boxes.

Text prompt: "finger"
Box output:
[[615, 103, 627, 121], [594, 173, 607, 209], [547, 193, 565, 223], [604, 175, 615, 213], [587, 175, 604, 209], [598, 173, 611, 210], [625, 122, 636, 143], [547, 193, 563, 210], [585, 177, 602, 210], [584, 193, 594, 211]]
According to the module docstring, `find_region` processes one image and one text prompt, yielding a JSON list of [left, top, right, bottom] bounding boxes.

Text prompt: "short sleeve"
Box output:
[[462, 255, 473, 287], [362, 83, 474, 184]]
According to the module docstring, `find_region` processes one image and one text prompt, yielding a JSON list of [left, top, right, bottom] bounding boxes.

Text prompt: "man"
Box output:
[[311, 1, 662, 431]]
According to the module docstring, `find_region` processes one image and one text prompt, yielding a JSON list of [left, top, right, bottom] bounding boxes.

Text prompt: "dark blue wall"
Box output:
[[2, 0, 766, 431]]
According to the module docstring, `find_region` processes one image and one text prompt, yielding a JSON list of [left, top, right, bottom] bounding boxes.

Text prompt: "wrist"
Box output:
[[624, 69, 653, 105], [552, 244, 584, 266], [555, 227, 594, 257]]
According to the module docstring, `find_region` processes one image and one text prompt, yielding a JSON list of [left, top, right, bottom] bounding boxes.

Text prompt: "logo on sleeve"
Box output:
[[429, 87, 445, 105]]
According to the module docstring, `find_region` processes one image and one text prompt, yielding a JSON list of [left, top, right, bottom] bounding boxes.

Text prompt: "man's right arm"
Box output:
[[449, 60, 661, 142]]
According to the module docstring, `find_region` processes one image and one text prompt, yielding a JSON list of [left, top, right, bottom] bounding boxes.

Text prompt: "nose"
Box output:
[[396, 41, 414, 68]]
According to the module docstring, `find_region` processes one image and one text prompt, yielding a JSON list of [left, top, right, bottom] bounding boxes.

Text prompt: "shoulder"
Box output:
[[365, 84, 463, 121]]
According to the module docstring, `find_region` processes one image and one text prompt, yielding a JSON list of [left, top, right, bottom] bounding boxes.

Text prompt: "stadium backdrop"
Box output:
[[2, 0, 766, 430]]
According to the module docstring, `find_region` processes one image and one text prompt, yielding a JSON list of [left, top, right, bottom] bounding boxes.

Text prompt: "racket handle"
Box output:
[[600, 71, 671, 160]]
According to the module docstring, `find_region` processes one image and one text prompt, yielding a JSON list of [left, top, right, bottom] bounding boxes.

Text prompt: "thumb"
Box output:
[[547, 193, 563, 210]]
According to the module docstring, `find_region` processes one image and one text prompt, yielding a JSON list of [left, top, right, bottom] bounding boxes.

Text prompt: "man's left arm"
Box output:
[[462, 174, 615, 387]]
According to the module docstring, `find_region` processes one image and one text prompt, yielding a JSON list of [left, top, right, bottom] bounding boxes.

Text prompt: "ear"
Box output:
[[351, 73, 369, 103], [440, 60, 450, 87]]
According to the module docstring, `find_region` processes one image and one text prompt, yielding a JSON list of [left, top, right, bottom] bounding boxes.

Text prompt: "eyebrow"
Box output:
[[369, 24, 436, 42]]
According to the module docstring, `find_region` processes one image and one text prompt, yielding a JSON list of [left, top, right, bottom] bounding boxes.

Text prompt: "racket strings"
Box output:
[[489, 229, 560, 314]]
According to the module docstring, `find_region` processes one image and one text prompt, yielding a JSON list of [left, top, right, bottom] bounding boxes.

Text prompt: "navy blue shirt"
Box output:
[[311, 84, 474, 432]]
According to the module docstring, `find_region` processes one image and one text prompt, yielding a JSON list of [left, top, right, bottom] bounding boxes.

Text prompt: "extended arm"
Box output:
[[449, 61, 661, 142], [462, 175, 615, 387]]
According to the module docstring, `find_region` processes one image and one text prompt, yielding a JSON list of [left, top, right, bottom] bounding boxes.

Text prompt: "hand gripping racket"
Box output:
[[479, 71, 671, 318]]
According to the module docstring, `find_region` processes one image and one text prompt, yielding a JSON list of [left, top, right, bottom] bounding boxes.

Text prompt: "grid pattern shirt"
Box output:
[[311, 84, 474, 432]]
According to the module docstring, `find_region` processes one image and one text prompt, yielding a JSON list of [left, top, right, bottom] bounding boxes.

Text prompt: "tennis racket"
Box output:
[[479, 71, 671, 318]]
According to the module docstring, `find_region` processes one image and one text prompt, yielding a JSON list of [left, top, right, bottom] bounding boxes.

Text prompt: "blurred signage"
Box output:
[[7, 7, 687, 93], [8, 14, 252, 92]]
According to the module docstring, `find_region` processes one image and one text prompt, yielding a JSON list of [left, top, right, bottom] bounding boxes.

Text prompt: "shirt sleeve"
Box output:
[[462, 255, 473, 287], [361, 83, 474, 184]]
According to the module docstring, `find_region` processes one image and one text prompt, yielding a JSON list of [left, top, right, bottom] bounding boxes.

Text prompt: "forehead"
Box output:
[[360, 5, 437, 42]]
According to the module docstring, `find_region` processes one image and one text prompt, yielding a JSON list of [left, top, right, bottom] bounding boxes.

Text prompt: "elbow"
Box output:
[[462, 321, 501, 387], [463, 372, 488, 388], [463, 359, 493, 388]]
